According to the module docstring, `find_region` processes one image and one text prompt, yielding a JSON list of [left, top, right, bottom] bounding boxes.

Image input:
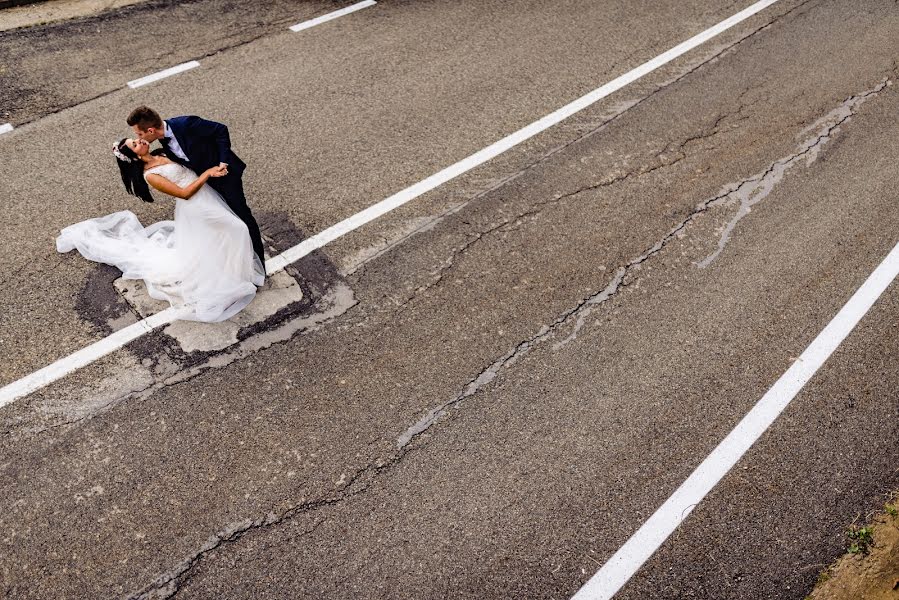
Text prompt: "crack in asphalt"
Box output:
[[129, 476, 358, 599], [348, 0, 816, 287], [390, 110, 737, 316], [128, 432, 418, 599], [697, 76, 893, 267], [562, 76, 894, 343], [397, 71, 894, 449]]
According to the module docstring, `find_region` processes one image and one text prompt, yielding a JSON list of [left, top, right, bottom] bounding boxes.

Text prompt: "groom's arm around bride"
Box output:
[[163, 115, 247, 176]]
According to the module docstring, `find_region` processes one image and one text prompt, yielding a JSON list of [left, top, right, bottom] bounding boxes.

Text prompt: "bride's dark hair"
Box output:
[[114, 138, 154, 203]]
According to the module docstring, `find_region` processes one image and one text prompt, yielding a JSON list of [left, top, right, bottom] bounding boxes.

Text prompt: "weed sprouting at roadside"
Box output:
[[846, 525, 875, 555]]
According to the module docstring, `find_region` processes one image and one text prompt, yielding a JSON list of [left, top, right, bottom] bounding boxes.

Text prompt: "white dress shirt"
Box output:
[[162, 121, 189, 162]]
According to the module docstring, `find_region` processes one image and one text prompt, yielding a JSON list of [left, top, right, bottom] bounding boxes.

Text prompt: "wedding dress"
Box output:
[[57, 162, 265, 323]]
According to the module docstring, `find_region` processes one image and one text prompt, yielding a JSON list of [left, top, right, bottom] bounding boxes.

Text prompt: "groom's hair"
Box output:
[[127, 106, 163, 131]]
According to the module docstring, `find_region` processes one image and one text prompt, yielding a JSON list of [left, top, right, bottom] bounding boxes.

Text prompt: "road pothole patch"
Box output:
[[114, 268, 304, 353], [74, 211, 349, 358]]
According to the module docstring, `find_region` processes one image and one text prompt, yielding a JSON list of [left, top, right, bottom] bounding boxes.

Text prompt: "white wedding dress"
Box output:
[[57, 162, 265, 323]]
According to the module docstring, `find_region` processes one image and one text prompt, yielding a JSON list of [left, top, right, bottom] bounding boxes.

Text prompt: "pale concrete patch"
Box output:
[[0, 0, 147, 32], [114, 270, 304, 353], [113, 278, 169, 318]]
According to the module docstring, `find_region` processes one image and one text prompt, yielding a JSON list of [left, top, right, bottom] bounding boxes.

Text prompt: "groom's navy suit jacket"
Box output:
[[164, 116, 265, 269], [165, 115, 246, 175]]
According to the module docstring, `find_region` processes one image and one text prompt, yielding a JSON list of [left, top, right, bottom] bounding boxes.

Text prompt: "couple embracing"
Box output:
[[58, 107, 268, 323]]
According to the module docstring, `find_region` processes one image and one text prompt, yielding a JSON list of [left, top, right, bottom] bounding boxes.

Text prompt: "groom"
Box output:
[[126, 106, 266, 274]]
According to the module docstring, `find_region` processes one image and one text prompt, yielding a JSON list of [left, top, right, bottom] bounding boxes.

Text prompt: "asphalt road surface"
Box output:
[[1, 0, 897, 598]]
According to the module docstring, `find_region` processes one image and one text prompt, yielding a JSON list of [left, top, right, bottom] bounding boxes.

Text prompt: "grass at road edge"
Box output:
[[806, 491, 899, 600]]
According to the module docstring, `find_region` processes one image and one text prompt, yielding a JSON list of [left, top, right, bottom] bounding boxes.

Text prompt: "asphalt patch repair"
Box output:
[[74, 210, 350, 367]]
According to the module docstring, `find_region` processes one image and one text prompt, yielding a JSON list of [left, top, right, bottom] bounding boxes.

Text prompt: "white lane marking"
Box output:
[[0, 123, 13, 135], [572, 241, 899, 600], [289, 0, 376, 32], [270, 0, 782, 271], [127, 61, 201, 89], [0, 307, 182, 407], [0, 0, 782, 409]]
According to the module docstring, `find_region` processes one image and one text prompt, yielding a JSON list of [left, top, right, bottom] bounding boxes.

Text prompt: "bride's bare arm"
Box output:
[[145, 166, 227, 200]]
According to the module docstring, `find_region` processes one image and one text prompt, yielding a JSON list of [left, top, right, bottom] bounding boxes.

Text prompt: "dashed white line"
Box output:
[[571, 241, 899, 600], [127, 61, 201, 89], [3, 1, 372, 127], [1, 0, 782, 409], [289, 0, 376, 32]]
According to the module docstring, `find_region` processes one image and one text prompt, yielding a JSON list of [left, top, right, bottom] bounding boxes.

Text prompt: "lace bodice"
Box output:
[[144, 162, 198, 187]]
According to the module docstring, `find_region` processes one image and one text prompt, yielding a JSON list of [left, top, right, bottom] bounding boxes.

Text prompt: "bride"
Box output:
[[57, 138, 265, 323]]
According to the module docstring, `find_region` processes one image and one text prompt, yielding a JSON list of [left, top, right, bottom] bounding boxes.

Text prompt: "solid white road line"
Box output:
[[571, 241, 899, 600], [0, 123, 13, 135], [0, 308, 182, 407], [272, 0, 782, 270], [127, 61, 201, 89], [0, 0, 782, 410], [289, 0, 376, 33]]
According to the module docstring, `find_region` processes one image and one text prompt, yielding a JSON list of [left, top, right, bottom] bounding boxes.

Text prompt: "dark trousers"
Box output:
[[209, 175, 266, 274]]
